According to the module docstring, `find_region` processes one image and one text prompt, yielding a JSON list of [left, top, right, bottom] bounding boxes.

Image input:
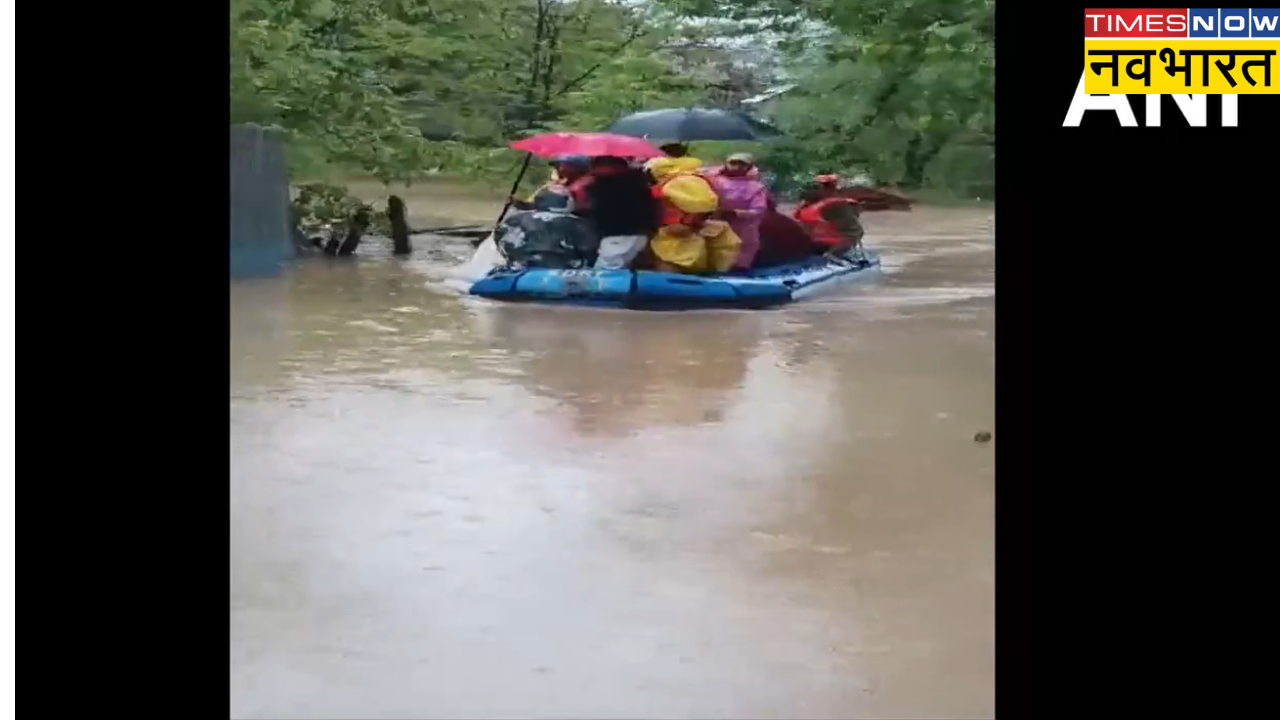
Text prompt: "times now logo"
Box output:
[[1065, 7, 1273, 126], [1085, 8, 1189, 35], [1084, 7, 1280, 37]]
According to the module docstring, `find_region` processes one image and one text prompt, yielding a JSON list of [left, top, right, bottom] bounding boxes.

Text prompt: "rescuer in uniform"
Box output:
[[793, 174, 866, 258]]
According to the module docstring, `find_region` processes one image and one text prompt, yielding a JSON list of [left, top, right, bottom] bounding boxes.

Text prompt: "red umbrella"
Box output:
[[509, 132, 664, 159], [484, 133, 662, 238]]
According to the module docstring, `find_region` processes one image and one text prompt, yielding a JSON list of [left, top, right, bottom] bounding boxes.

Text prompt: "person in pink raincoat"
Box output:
[[703, 152, 769, 271]]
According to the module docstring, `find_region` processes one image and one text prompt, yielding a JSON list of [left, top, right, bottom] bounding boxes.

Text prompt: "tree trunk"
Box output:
[[901, 135, 926, 189], [388, 195, 412, 256], [901, 134, 946, 190], [324, 208, 370, 257]]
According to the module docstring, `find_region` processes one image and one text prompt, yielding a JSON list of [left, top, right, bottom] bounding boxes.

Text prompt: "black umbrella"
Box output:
[[605, 108, 783, 142]]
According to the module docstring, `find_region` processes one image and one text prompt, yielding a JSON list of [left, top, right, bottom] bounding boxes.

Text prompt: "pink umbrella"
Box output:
[[509, 132, 665, 159], [487, 133, 663, 237]]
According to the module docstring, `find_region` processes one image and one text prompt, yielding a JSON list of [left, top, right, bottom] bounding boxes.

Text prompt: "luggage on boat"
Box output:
[[495, 210, 598, 270]]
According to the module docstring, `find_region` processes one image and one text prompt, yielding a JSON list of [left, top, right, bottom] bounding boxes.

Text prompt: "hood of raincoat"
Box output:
[[644, 156, 704, 181]]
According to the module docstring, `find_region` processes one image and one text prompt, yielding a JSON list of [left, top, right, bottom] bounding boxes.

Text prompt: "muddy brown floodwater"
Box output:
[[230, 201, 995, 719]]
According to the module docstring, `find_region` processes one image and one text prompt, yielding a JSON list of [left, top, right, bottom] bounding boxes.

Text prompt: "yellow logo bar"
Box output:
[[1083, 39, 1279, 94]]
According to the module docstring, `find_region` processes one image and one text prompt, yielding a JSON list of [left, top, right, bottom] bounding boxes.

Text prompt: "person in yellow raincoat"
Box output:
[[643, 156, 743, 274]]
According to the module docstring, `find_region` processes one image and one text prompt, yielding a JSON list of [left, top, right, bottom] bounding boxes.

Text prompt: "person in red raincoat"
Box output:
[[793, 176, 865, 257]]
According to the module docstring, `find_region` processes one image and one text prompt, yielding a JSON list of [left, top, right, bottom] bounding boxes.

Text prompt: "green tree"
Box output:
[[658, 0, 995, 198], [230, 0, 438, 182], [232, 0, 995, 203], [232, 0, 713, 184]]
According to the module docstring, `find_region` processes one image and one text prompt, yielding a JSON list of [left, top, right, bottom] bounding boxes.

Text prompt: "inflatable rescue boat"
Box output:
[[467, 251, 880, 310]]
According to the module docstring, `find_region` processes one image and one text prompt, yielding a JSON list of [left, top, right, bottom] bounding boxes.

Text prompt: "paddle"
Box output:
[[472, 151, 535, 247], [414, 224, 492, 237], [493, 151, 534, 231]]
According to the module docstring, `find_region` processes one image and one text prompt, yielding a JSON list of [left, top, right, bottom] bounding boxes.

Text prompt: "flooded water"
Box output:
[[230, 202, 995, 719]]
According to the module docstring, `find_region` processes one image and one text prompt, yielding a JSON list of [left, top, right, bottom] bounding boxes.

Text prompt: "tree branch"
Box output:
[[551, 23, 648, 98], [540, 7, 563, 111]]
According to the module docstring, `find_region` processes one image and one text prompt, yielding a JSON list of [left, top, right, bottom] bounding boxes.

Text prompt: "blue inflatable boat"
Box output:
[[468, 251, 880, 310]]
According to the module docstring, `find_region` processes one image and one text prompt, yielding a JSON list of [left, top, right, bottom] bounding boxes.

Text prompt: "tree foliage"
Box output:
[[659, 0, 995, 197], [231, 0, 704, 184], [231, 0, 995, 201], [230, 0, 437, 182]]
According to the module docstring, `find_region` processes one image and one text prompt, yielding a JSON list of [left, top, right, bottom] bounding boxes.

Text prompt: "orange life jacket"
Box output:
[[651, 175, 711, 229], [794, 197, 859, 247]]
